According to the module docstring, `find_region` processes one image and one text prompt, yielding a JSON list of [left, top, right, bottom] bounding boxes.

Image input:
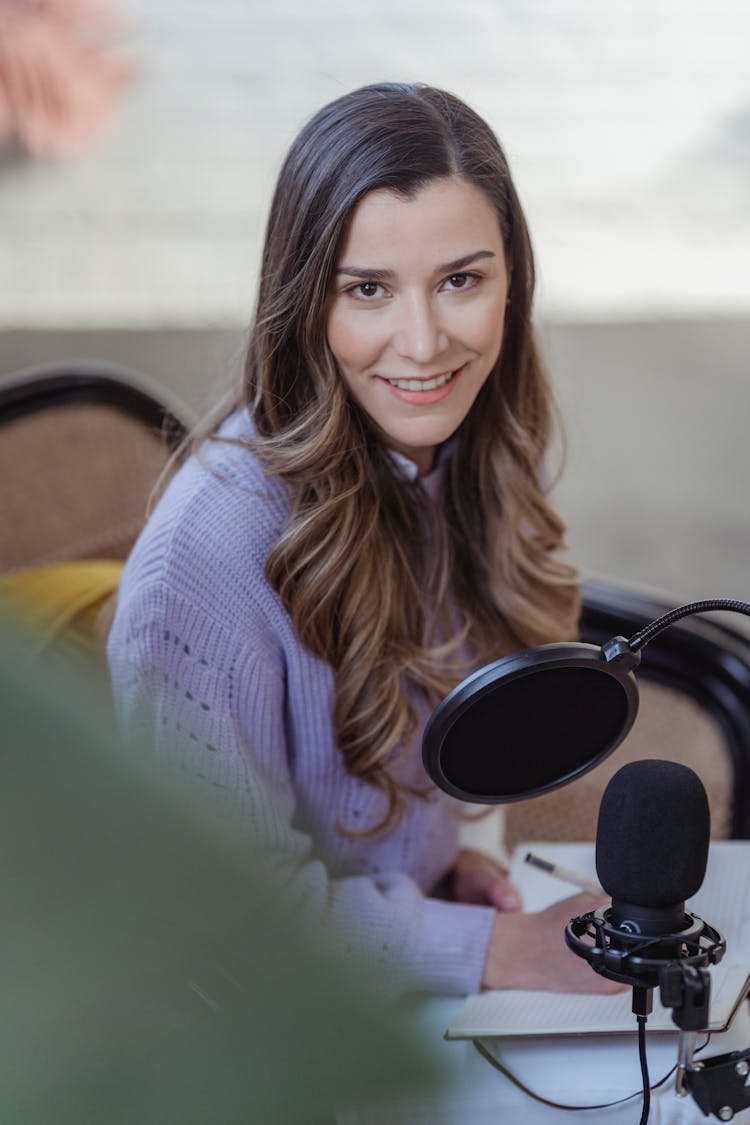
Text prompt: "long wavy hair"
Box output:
[[211, 83, 579, 833]]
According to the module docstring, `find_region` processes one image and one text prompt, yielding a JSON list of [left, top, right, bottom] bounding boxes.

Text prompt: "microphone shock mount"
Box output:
[[565, 904, 725, 995], [565, 905, 743, 1118]]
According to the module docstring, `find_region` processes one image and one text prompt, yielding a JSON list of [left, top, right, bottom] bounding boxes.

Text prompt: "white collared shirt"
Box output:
[[387, 438, 457, 482]]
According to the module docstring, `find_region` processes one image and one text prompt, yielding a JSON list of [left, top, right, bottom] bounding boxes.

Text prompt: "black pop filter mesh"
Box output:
[[595, 759, 710, 907], [437, 665, 630, 798]]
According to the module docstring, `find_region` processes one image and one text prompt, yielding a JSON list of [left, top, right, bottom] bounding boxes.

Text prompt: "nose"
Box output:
[[392, 292, 449, 365]]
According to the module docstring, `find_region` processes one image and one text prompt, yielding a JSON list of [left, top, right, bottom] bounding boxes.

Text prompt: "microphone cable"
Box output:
[[470, 1031, 712, 1115], [636, 1013, 649, 1125]]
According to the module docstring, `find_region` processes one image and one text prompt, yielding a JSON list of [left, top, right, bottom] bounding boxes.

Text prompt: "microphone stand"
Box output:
[[650, 964, 750, 1121], [682, 1043, 750, 1120], [663, 962, 750, 1121]]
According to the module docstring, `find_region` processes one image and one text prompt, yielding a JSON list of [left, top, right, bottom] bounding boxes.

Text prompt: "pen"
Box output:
[[523, 851, 604, 896]]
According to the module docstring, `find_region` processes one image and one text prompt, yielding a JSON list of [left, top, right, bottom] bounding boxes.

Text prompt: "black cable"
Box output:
[[637, 1014, 650, 1125], [627, 598, 750, 652], [472, 1038, 674, 1112], [470, 1031, 713, 1114]]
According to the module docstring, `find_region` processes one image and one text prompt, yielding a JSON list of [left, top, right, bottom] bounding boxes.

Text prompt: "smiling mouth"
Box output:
[[383, 370, 456, 392]]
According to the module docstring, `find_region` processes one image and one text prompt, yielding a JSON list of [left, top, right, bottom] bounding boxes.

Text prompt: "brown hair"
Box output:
[[217, 83, 579, 832]]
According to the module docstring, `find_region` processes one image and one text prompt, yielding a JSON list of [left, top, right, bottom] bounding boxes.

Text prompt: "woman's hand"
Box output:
[[451, 848, 521, 912], [481, 891, 627, 994]]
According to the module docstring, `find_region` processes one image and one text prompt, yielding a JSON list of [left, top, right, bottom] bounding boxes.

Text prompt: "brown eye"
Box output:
[[443, 272, 480, 293], [358, 281, 380, 297]]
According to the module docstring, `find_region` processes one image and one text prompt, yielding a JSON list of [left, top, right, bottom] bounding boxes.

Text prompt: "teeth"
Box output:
[[388, 371, 454, 391]]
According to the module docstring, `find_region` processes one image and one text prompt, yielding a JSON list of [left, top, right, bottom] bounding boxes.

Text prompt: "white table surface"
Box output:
[[338, 994, 750, 1124]]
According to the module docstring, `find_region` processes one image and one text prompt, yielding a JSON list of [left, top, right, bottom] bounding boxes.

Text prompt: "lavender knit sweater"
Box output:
[[107, 408, 495, 995]]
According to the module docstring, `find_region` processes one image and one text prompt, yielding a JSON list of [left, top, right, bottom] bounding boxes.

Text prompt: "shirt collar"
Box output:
[[387, 438, 456, 483]]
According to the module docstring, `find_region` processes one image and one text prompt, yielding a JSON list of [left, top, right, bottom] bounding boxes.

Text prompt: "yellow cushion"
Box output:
[[0, 560, 123, 659]]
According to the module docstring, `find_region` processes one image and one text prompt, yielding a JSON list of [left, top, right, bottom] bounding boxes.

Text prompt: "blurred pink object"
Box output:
[[0, 0, 134, 158]]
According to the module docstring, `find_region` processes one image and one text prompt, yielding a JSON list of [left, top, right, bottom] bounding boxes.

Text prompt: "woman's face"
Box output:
[[326, 176, 509, 476]]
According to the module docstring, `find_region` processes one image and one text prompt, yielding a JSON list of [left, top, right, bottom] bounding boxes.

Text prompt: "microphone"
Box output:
[[565, 760, 726, 1114], [595, 759, 710, 941], [567, 759, 725, 1112], [565, 759, 723, 998]]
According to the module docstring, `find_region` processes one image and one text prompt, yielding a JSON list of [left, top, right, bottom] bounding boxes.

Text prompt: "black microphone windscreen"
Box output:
[[595, 759, 710, 907]]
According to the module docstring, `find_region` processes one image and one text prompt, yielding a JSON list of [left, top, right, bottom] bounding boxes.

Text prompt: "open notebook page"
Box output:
[[445, 840, 750, 1039]]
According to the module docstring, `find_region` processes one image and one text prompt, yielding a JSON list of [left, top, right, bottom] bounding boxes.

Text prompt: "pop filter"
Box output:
[[422, 597, 750, 804], [422, 638, 640, 803]]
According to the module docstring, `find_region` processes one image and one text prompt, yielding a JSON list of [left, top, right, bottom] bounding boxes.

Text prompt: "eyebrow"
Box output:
[[335, 249, 496, 281]]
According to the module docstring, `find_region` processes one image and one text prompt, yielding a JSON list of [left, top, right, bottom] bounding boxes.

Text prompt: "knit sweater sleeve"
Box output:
[[107, 580, 495, 996]]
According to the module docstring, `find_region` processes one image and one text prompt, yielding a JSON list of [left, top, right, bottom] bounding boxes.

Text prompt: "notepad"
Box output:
[[445, 840, 750, 1040]]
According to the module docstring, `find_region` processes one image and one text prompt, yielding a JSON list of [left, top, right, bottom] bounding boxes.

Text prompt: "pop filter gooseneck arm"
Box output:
[[625, 598, 750, 654]]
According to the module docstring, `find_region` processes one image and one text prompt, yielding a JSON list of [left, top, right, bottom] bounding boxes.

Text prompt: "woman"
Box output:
[[108, 82, 618, 997]]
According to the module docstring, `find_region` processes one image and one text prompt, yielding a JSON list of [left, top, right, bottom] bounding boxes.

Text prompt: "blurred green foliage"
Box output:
[[0, 614, 440, 1124]]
